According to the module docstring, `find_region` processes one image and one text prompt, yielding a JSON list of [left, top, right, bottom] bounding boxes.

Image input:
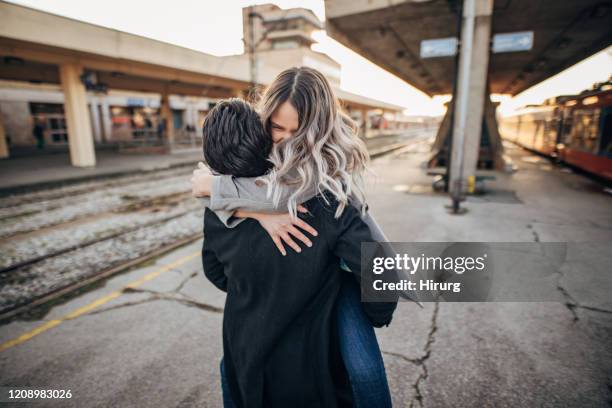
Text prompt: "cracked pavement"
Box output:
[[1, 144, 611, 407]]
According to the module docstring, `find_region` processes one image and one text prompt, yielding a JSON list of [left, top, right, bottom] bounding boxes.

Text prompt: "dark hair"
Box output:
[[202, 98, 272, 177]]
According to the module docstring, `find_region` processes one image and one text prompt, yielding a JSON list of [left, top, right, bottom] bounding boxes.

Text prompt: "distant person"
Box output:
[[156, 118, 165, 139], [194, 67, 410, 407], [143, 117, 153, 138], [33, 118, 45, 150]]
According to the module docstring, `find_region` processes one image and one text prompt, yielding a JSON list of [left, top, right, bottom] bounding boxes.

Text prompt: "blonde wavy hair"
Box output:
[[256, 67, 369, 218]]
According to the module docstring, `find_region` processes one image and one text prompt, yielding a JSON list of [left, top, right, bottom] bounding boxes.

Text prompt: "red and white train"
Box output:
[[500, 83, 612, 182]]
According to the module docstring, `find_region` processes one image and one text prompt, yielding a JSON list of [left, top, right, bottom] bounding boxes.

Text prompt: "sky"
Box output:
[[6, 0, 612, 116]]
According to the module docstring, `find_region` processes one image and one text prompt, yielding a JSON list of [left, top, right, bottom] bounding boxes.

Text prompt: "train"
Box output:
[[499, 82, 612, 182]]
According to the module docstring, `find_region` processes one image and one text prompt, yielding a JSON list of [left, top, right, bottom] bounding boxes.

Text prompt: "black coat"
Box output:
[[202, 194, 397, 408]]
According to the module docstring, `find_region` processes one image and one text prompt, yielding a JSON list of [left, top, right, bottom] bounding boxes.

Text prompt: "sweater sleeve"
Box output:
[[200, 196, 244, 229], [208, 174, 319, 213]]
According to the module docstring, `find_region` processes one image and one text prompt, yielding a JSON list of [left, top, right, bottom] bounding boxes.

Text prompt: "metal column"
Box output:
[[449, 0, 493, 212]]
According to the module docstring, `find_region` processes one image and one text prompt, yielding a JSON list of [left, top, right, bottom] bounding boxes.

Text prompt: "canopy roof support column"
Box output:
[[160, 93, 174, 145], [59, 63, 96, 167], [0, 113, 8, 159], [449, 0, 493, 211]]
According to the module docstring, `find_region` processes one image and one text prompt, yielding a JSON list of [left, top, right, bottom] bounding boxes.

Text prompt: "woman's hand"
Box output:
[[238, 206, 318, 256], [191, 162, 213, 197]]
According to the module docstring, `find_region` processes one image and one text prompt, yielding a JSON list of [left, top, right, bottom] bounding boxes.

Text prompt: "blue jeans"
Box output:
[[220, 357, 235, 408], [220, 278, 392, 407]]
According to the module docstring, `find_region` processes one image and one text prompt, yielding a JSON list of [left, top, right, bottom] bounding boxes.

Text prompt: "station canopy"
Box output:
[[325, 0, 612, 96]]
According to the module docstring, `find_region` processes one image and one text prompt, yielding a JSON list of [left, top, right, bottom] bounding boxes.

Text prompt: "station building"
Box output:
[[0, 1, 406, 166]]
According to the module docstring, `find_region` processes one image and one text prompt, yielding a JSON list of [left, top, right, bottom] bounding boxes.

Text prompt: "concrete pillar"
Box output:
[[187, 102, 198, 129], [190, 103, 200, 142], [0, 113, 8, 159], [360, 109, 369, 138], [100, 98, 112, 142], [88, 96, 102, 143], [449, 0, 493, 207], [160, 93, 174, 145], [184, 103, 192, 129], [192, 105, 199, 128], [59, 63, 96, 167]]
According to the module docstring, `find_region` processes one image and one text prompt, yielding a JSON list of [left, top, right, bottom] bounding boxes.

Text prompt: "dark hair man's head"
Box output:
[[202, 98, 272, 177]]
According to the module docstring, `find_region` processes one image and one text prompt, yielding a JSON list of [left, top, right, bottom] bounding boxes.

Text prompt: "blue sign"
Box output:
[[127, 97, 146, 107], [420, 37, 458, 58], [492, 31, 534, 53]]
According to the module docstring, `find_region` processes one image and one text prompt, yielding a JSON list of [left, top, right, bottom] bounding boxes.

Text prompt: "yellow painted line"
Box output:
[[0, 250, 200, 353]]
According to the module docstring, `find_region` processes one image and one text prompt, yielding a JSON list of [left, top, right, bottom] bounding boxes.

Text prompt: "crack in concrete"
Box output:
[[381, 304, 440, 407], [409, 302, 439, 408], [172, 296, 224, 314], [77, 284, 223, 318], [555, 278, 579, 322], [382, 350, 422, 366], [122, 287, 162, 296], [526, 223, 540, 242], [81, 295, 160, 317], [525, 227, 586, 323], [123, 286, 224, 313], [174, 271, 198, 294], [83, 292, 223, 316], [574, 304, 612, 315], [552, 261, 582, 322], [553, 262, 612, 321]]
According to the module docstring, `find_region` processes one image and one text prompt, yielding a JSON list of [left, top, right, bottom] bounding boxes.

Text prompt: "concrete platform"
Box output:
[[0, 133, 424, 196], [0, 149, 203, 195], [0, 140, 610, 407]]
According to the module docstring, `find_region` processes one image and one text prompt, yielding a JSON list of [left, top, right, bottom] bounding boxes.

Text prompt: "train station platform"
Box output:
[[0, 136, 610, 407], [0, 132, 421, 196], [0, 149, 203, 195]]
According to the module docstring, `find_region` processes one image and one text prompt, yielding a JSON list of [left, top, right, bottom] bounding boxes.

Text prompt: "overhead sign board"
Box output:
[[420, 37, 458, 58], [492, 31, 534, 53], [127, 97, 146, 107]]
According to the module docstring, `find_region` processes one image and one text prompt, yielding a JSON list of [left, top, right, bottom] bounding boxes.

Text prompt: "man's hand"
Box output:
[[191, 162, 213, 197]]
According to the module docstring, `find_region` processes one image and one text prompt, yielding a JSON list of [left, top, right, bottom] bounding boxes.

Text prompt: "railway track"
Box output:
[[0, 231, 203, 323], [0, 163, 206, 320], [0, 204, 196, 275], [0, 175, 193, 239], [0, 164, 193, 209], [0, 207, 204, 322]]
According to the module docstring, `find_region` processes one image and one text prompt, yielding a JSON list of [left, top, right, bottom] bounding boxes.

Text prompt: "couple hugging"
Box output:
[[192, 66, 402, 408]]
